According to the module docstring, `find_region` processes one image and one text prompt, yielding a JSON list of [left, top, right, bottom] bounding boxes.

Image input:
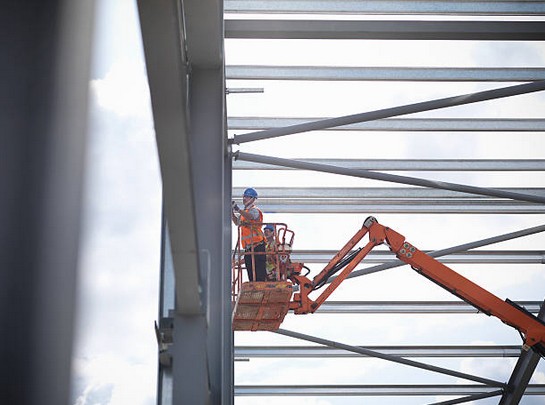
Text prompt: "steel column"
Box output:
[[138, 0, 201, 315], [172, 315, 210, 403], [499, 300, 545, 404], [189, 67, 231, 405], [0, 2, 93, 405], [138, 0, 229, 403]]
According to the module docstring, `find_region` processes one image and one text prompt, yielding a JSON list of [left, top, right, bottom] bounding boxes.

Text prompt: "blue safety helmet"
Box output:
[[264, 224, 274, 232], [243, 187, 258, 198]]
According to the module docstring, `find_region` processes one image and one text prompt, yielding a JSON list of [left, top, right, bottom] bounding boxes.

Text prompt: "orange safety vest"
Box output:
[[240, 206, 265, 248]]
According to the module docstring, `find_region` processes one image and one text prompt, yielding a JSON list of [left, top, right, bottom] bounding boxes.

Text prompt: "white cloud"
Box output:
[[73, 355, 156, 405], [91, 60, 152, 119], [73, 55, 161, 405]]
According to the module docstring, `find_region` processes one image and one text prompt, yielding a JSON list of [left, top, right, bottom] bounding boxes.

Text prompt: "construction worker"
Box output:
[[263, 224, 277, 280], [231, 188, 267, 281]]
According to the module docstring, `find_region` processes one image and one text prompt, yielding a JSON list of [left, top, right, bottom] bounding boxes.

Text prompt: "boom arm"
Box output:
[[289, 216, 545, 351]]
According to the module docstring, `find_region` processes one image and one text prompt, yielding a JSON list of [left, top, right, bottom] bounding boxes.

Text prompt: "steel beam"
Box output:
[[274, 329, 503, 386], [235, 385, 545, 396], [231, 81, 545, 144], [291, 250, 545, 264], [229, 117, 545, 132], [235, 345, 523, 358], [138, 0, 201, 315], [226, 66, 545, 82], [233, 160, 545, 171], [225, 0, 545, 16], [342, 222, 545, 280], [235, 152, 545, 205], [431, 391, 504, 405], [257, 203, 545, 214], [233, 187, 545, 197], [229, 297, 542, 315], [319, 301, 542, 314], [233, 187, 545, 214], [225, 19, 545, 40]]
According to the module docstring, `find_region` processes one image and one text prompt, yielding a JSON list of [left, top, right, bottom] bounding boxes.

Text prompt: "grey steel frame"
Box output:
[[135, 0, 545, 404], [227, 6, 545, 405], [138, 0, 232, 404]]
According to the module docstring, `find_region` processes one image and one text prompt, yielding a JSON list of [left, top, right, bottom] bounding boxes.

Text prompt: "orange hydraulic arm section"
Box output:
[[289, 216, 545, 351]]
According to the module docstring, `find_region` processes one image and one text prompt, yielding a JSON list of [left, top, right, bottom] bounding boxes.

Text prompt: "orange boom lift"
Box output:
[[231, 217, 545, 353]]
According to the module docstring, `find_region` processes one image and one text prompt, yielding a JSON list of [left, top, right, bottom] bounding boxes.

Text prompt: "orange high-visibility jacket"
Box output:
[[240, 207, 265, 248]]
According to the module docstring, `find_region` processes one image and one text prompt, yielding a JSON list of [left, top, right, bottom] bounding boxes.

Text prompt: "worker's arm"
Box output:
[[238, 206, 260, 221], [231, 203, 258, 224], [231, 201, 241, 225]]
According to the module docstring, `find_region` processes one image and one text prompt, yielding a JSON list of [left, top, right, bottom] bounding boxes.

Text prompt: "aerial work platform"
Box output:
[[232, 281, 293, 331], [231, 218, 545, 355]]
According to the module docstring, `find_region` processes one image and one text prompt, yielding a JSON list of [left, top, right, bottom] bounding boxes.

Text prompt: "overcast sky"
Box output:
[[72, 1, 160, 404], [71, 1, 545, 404]]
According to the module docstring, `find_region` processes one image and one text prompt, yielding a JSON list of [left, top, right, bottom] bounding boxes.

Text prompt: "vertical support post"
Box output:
[[173, 315, 210, 403], [188, 67, 232, 404], [157, 222, 175, 405], [499, 300, 545, 405]]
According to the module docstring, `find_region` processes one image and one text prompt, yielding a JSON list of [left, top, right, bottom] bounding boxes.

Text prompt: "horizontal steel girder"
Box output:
[[225, 20, 545, 40], [255, 203, 545, 214], [235, 345, 523, 358], [232, 187, 545, 198], [229, 117, 545, 132], [234, 385, 545, 396], [289, 250, 545, 264], [231, 82, 545, 144], [317, 301, 542, 314], [234, 152, 545, 204], [232, 187, 545, 213], [224, 0, 545, 16], [273, 329, 503, 386], [226, 66, 545, 81], [233, 160, 545, 171]]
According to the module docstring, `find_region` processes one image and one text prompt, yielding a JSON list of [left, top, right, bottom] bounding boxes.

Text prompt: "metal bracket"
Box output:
[[154, 317, 174, 367]]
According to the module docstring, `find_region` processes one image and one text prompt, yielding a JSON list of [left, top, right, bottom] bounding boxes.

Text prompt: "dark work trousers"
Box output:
[[244, 242, 267, 281]]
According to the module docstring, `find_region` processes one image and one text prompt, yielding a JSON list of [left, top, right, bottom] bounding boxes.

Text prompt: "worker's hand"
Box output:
[[231, 201, 240, 212]]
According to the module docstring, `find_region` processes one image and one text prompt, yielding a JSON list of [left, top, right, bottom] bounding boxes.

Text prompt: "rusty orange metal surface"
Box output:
[[232, 281, 293, 331]]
